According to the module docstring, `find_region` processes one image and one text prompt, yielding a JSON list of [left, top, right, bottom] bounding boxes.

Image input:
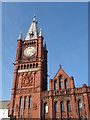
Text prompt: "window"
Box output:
[[65, 79, 69, 89], [24, 96, 27, 109], [80, 116, 83, 120], [59, 76, 63, 90], [36, 63, 38, 68], [27, 64, 29, 69], [61, 101, 65, 112], [55, 102, 59, 113], [33, 64, 35, 68], [45, 103, 48, 114], [54, 80, 58, 90], [67, 101, 71, 112], [30, 64, 32, 68], [20, 97, 23, 109], [78, 100, 82, 111], [29, 96, 32, 109]]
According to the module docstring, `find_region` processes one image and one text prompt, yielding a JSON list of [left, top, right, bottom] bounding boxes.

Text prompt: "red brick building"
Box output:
[[9, 16, 90, 119]]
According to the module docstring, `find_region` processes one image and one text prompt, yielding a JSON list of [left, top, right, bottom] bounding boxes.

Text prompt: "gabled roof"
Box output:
[[53, 65, 70, 80], [24, 15, 39, 41]]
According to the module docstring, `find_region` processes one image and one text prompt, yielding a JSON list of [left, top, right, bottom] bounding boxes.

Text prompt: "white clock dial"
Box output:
[[24, 46, 36, 57]]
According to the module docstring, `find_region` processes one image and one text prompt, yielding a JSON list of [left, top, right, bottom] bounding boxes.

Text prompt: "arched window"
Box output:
[[24, 96, 27, 109], [65, 79, 69, 89], [20, 97, 23, 109], [29, 96, 32, 109], [67, 101, 71, 112], [59, 76, 63, 90], [45, 103, 48, 114], [80, 116, 83, 120], [61, 101, 65, 112], [55, 102, 59, 113], [54, 80, 58, 90], [78, 100, 82, 111]]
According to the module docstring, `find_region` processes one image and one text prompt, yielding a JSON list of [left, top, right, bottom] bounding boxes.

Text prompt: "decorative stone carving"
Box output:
[[21, 73, 33, 87], [33, 103, 37, 110]]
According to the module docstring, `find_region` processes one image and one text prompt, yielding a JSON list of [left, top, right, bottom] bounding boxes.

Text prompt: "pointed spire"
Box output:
[[25, 16, 39, 41], [39, 28, 43, 37], [18, 32, 22, 40]]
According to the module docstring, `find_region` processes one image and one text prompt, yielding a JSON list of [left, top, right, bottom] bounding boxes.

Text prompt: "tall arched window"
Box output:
[[29, 96, 32, 109], [20, 97, 23, 109], [78, 100, 82, 111], [59, 76, 63, 90], [61, 101, 65, 112], [45, 103, 48, 114], [67, 101, 71, 112], [54, 80, 58, 90], [65, 79, 69, 89], [55, 102, 59, 113], [24, 96, 27, 109]]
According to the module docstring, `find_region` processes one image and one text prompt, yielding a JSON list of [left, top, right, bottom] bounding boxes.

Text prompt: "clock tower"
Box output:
[[9, 16, 48, 118]]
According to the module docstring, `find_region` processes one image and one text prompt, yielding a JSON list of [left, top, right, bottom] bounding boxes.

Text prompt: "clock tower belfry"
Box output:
[[9, 16, 48, 118]]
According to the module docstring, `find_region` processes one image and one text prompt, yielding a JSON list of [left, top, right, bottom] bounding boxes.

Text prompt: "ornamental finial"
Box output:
[[39, 28, 43, 37], [18, 32, 22, 40]]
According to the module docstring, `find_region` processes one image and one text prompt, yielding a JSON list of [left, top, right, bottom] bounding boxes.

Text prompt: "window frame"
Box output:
[[78, 100, 82, 111], [29, 96, 32, 109], [54, 80, 58, 90], [59, 76, 63, 90], [20, 97, 23, 109], [67, 101, 71, 112], [61, 101, 65, 112]]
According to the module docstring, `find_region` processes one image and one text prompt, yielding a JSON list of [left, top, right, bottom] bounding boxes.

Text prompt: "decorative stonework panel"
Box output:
[[21, 73, 33, 87]]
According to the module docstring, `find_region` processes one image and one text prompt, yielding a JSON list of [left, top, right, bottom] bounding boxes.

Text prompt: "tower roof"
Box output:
[[24, 15, 39, 41]]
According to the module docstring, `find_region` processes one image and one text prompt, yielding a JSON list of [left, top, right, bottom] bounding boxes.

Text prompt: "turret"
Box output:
[[15, 32, 22, 62]]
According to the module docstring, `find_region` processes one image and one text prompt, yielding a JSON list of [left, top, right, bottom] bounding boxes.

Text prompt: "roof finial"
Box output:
[[39, 28, 43, 37], [60, 64, 61, 68], [18, 32, 22, 40], [33, 14, 36, 22]]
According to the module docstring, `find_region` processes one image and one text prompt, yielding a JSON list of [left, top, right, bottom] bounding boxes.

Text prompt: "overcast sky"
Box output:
[[2, 2, 88, 100]]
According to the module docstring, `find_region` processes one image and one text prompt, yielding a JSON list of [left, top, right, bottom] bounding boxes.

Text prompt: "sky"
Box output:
[[2, 2, 88, 100]]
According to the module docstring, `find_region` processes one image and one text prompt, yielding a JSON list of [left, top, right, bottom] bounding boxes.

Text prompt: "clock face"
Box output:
[[24, 46, 36, 57]]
